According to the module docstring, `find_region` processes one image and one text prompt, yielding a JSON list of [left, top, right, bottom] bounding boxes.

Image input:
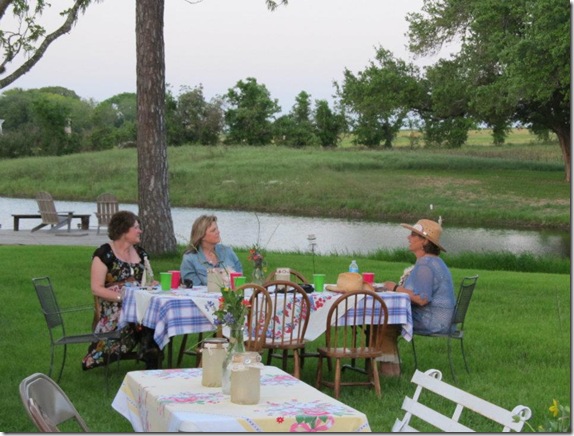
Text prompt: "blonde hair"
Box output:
[[186, 215, 217, 253]]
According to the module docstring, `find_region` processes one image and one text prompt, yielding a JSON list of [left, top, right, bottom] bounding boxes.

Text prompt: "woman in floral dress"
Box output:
[[82, 210, 161, 370]]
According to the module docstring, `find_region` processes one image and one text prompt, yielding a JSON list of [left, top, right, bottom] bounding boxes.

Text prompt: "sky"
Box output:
[[1, 0, 449, 113]]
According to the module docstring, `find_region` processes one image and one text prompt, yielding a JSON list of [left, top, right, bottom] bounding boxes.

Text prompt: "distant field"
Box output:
[[339, 128, 557, 149]]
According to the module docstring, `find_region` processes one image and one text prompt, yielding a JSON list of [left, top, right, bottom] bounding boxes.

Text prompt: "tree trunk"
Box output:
[[135, 0, 177, 255], [555, 126, 571, 183]]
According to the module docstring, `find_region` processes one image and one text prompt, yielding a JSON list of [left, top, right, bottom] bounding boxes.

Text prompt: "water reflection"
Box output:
[[0, 197, 569, 258]]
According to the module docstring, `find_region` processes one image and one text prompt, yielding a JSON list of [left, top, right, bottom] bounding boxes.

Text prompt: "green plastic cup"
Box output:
[[160, 272, 172, 291], [234, 276, 247, 288], [313, 273, 326, 293]]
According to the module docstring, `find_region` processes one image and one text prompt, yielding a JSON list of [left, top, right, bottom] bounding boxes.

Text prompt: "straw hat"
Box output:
[[325, 272, 375, 293], [400, 219, 447, 252]]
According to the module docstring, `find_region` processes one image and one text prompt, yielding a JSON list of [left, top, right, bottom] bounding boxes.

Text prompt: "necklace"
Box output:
[[204, 250, 218, 264], [112, 241, 133, 261]]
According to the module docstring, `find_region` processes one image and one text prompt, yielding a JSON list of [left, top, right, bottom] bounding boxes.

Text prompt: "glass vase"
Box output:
[[221, 326, 246, 395], [252, 266, 265, 285]]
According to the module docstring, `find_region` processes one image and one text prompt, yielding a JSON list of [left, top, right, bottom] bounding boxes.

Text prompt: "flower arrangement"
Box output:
[[248, 243, 268, 284], [212, 287, 251, 329]]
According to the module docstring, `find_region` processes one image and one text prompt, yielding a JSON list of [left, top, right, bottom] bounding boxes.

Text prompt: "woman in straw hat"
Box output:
[[381, 219, 455, 335]]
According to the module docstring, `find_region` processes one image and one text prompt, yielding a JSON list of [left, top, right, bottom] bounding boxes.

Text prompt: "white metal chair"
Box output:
[[392, 368, 532, 432]]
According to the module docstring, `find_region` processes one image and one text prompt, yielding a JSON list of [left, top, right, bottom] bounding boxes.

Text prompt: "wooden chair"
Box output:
[[264, 268, 308, 285], [262, 280, 311, 379], [411, 275, 479, 382], [177, 284, 272, 367], [95, 192, 119, 235], [315, 289, 388, 399], [33, 191, 73, 232], [242, 283, 273, 352], [392, 368, 532, 432], [20, 373, 90, 432], [264, 269, 321, 369]]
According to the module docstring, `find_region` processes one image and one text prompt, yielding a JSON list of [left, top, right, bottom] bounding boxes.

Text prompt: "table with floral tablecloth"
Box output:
[[111, 366, 371, 432]]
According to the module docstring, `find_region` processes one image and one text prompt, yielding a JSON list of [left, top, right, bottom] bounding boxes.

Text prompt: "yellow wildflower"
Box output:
[[549, 399, 560, 418]]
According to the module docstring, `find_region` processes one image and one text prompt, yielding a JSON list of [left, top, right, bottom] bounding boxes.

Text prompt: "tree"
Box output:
[[313, 99, 345, 147], [407, 0, 571, 180], [337, 47, 421, 148], [416, 58, 475, 148], [174, 84, 224, 145], [90, 93, 137, 150], [273, 91, 319, 147], [136, 0, 177, 255], [0, 0, 97, 89], [0, 87, 93, 156], [224, 77, 281, 145]]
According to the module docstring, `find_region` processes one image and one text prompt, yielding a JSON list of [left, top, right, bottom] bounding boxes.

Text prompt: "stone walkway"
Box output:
[[0, 228, 108, 246]]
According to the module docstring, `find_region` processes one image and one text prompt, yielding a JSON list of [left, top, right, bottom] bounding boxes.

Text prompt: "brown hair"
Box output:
[[185, 215, 217, 253], [108, 210, 139, 241], [422, 240, 441, 255]]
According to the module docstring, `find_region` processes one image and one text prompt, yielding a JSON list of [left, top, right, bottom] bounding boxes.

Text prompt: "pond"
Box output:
[[0, 197, 569, 258]]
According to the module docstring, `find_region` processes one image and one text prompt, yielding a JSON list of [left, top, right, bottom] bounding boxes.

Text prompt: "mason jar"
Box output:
[[200, 338, 228, 387]]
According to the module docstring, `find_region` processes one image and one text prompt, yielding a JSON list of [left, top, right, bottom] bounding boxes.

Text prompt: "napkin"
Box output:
[[134, 290, 155, 324]]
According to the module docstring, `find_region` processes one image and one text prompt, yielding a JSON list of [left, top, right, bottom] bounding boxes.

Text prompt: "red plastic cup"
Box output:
[[230, 272, 242, 289], [169, 270, 181, 289], [362, 272, 375, 285]]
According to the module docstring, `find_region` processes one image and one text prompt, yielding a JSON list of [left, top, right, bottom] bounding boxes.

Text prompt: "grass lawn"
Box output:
[[0, 246, 569, 432]]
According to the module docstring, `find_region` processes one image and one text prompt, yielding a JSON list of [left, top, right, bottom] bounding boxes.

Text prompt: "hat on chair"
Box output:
[[325, 272, 374, 293], [400, 219, 447, 252]]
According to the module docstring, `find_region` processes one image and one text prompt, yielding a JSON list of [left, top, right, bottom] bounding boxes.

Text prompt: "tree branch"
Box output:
[[0, 0, 92, 89]]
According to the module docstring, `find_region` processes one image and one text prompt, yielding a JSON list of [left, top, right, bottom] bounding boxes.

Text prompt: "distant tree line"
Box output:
[[0, 80, 348, 158], [0, 56, 560, 160]]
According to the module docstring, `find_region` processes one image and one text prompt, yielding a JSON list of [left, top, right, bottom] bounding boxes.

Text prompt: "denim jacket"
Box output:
[[180, 244, 243, 287]]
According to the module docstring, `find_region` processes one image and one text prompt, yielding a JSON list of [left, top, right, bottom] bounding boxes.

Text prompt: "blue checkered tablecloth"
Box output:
[[119, 287, 413, 350]]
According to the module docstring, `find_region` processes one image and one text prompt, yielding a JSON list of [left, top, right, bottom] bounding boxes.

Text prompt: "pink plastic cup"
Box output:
[[362, 272, 375, 285], [169, 270, 181, 289]]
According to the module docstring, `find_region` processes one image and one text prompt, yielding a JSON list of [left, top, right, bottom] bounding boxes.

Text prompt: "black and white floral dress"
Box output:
[[82, 243, 150, 370]]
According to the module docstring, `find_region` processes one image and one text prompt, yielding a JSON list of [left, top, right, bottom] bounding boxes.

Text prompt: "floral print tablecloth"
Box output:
[[111, 366, 371, 432]]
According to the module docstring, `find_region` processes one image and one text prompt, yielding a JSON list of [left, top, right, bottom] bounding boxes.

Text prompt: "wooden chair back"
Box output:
[[240, 283, 273, 352], [35, 191, 62, 226], [262, 280, 311, 378], [95, 193, 118, 234]]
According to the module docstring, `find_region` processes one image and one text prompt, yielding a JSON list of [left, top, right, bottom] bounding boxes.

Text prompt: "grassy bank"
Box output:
[[0, 246, 570, 432], [0, 130, 568, 231]]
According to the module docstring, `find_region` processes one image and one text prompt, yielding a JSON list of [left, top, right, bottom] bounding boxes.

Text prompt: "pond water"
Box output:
[[0, 197, 569, 258]]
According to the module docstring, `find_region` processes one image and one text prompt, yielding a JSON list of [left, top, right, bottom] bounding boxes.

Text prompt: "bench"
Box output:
[[12, 214, 91, 232], [392, 369, 532, 432]]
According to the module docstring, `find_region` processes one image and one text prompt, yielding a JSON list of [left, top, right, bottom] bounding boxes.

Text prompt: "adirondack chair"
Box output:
[[32, 192, 73, 232], [95, 193, 119, 234]]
